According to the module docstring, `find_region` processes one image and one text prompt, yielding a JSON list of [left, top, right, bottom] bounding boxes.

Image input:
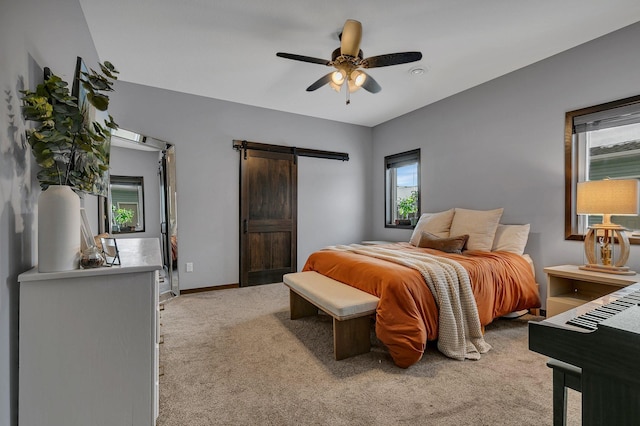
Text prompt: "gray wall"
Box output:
[[107, 82, 373, 290], [372, 22, 640, 299], [0, 1, 102, 424]]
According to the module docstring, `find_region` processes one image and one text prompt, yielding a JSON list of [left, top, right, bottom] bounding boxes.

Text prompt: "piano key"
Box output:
[[560, 284, 640, 332], [571, 315, 599, 327], [566, 317, 598, 331], [582, 313, 606, 324], [568, 308, 618, 328], [609, 301, 633, 310], [608, 303, 629, 311], [598, 306, 624, 315], [591, 312, 615, 320], [585, 310, 612, 320], [615, 300, 635, 311]]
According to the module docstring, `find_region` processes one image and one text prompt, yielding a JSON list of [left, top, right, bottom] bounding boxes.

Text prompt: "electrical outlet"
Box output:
[[186, 262, 193, 272]]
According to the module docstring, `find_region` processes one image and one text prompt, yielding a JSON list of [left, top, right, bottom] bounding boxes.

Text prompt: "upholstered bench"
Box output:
[[283, 271, 380, 360]]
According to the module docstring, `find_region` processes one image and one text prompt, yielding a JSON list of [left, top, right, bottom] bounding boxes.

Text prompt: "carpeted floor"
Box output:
[[158, 283, 581, 425]]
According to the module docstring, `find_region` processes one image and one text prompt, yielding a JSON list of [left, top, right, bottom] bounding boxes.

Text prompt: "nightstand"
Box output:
[[544, 265, 640, 317]]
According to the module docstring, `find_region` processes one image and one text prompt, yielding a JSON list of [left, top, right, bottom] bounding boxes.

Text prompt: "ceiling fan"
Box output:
[[276, 19, 422, 104]]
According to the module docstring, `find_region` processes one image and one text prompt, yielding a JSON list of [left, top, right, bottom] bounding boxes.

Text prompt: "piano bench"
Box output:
[[547, 358, 582, 426]]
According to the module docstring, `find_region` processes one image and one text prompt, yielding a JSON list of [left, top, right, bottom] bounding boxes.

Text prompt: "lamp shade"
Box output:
[[576, 179, 640, 215]]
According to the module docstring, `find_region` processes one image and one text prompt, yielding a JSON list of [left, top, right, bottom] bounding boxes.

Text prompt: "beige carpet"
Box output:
[[158, 283, 581, 425]]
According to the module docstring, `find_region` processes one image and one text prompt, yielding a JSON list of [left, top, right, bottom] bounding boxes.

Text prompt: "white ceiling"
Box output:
[[79, 0, 640, 127]]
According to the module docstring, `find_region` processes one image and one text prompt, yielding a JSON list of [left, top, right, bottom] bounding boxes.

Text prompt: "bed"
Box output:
[[301, 208, 541, 368]]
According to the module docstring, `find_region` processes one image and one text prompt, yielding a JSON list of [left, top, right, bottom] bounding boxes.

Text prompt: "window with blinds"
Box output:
[[566, 95, 640, 240], [385, 149, 420, 228]]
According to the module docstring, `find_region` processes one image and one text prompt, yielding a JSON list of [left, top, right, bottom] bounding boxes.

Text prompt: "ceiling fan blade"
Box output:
[[306, 73, 333, 92], [361, 52, 423, 68], [276, 52, 331, 66], [360, 72, 381, 93], [340, 19, 362, 57]]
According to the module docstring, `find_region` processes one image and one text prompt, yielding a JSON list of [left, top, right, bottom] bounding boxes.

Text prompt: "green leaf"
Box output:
[[87, 93, 109, 111], [83, 73, 111, 91], [21, 61, 118, 193], [100, 61, 119, 79]]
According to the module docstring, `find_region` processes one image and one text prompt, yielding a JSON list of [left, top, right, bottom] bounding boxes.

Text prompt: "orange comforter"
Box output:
[[302, 243, 540, 368]]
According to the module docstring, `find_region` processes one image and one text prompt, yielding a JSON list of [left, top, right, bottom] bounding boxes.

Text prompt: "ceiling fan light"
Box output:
[[329, 81, 342, 92], [347, 79, 361, 93], [352, 70, 367, 87], [331, 70, 345, 85]]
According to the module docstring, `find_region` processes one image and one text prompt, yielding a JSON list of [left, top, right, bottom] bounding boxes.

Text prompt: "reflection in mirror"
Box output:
[[565, 95, 640, 244], [110, 175, 145, 233], [99, 128, 179, 296], [101, 237, 121, 266]]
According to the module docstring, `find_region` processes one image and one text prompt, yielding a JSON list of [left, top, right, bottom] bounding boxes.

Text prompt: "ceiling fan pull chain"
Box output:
[[346, 85, 350, 105]]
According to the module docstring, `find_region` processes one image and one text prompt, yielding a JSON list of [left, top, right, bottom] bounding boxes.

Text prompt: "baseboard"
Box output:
[[180, 283, 239, 294]]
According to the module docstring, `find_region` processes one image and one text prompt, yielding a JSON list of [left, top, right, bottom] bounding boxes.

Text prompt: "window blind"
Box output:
[[385, 149, 420, 168], [574, 102, 640, 133]]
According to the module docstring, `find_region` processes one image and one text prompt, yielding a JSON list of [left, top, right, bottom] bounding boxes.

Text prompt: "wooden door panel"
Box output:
[[270, 232, 291, 267], [240, 149, 297, 286], [248, 232, 291, 271], [247, 155, 292, 220]]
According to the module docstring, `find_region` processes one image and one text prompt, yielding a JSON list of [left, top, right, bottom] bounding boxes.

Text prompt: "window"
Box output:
[[109, 175, 145, 234], [385, 149, 420, 228], [565, 95, 640, 244]]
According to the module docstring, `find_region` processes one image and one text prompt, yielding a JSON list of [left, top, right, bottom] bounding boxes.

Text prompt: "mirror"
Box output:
[[100, 129, 180, 295], [565, 94, 640, 244]]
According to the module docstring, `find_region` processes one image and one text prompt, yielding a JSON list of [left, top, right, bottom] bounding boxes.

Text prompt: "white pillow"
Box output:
[[491, 224, 530, 255], [409, 209, 455, 246], [449, 208, 504, 252]]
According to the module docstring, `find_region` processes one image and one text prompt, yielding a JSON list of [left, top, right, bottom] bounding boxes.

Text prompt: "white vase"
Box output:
[[38, 185, 81, 272]]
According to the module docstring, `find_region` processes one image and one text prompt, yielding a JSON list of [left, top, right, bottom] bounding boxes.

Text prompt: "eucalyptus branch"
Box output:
[[21, 60, 118, 192]]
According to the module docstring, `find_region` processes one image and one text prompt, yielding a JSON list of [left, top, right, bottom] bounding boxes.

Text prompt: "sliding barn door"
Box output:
[[240, 149, 297, 286]]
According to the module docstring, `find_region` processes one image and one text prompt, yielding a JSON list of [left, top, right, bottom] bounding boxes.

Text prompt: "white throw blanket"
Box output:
[[327, 244, 491, 360]]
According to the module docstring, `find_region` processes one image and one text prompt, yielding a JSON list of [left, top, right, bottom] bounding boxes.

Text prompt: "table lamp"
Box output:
[[576, 178, 639, 275]]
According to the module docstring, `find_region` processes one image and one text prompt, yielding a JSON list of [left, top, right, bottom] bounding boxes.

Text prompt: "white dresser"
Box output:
[[18, 238, 162, 426]]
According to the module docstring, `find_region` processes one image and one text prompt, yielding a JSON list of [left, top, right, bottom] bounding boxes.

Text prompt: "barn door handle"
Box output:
[[243, 219, 248, 233]]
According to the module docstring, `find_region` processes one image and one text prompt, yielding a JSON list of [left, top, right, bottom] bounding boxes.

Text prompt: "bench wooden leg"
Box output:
[[289, 288, 373, 361], [289, 290, 318, 319], [333, 316, 371, 360]]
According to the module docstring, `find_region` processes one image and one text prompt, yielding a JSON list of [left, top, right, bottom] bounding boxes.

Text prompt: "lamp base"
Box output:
[[579, 264, 636, 275], [583, 224, 632, 275]]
